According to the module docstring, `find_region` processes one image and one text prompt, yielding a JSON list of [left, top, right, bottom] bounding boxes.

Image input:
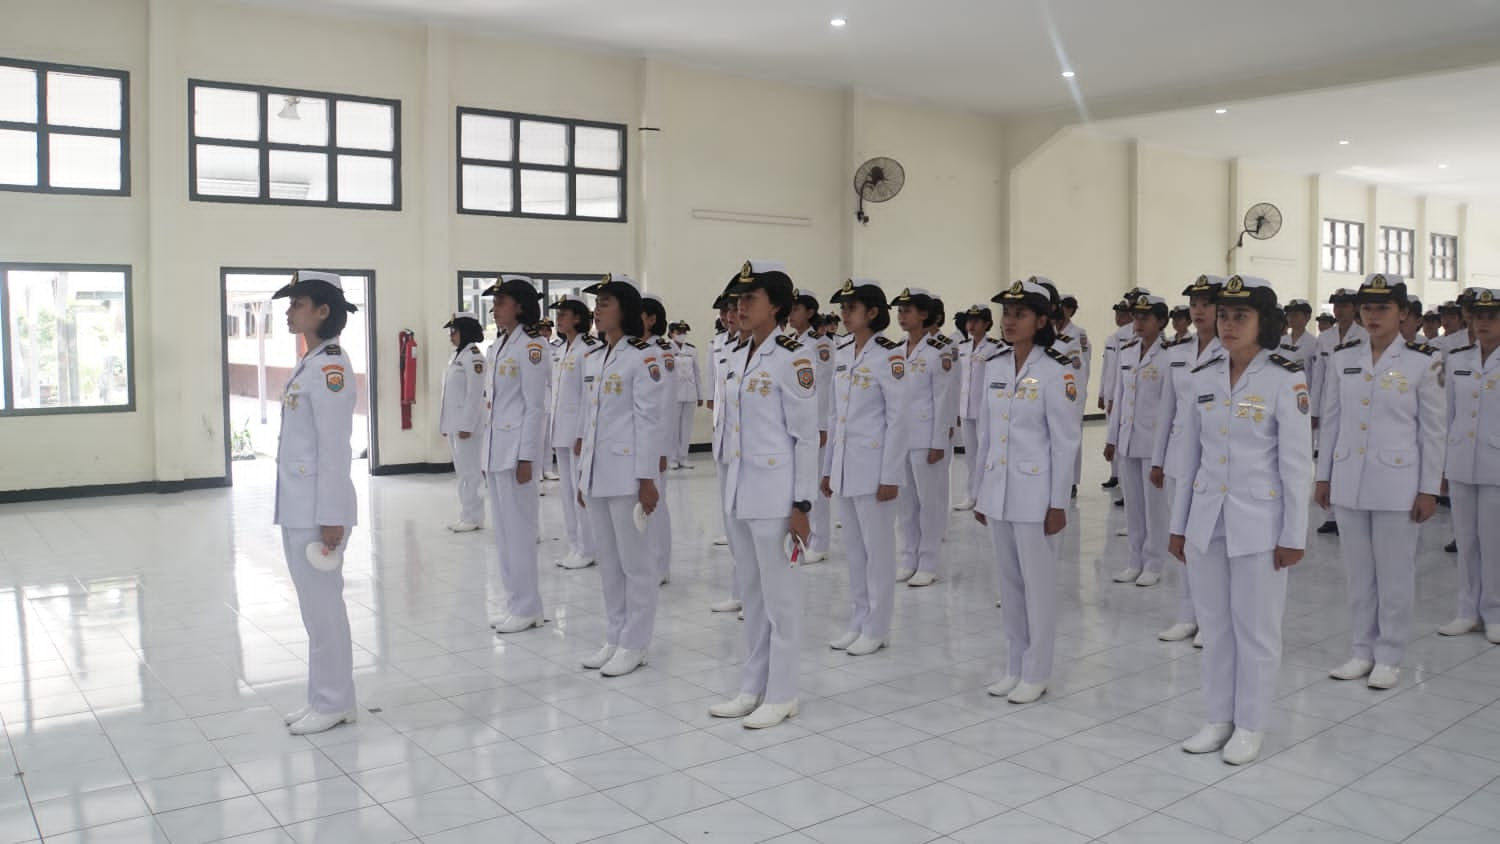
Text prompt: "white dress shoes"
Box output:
[[829, 631, 860, 650], [559, 552, 596, 570], [1159, 622, 1199, 642], [708, 694, 762, 718], [1221, 728, 1263, 765], [283, 704, 312, 726], [987, 675, 1020, 697], [907, 571, 936, 587], [1007, 681, 1047, 704], [744, 700, 798, 729], [953, 499, 976, 511], [710, 599, 742, 613], [1113, 567, 1142, 583], [1134, 571, 1161, 587], [582, 643, 616, 670], [1182, 722, 1234, 754], [492, 615, 543, 634], [1438, 618, 1482, 636], [1489, 625, 1500, 644], [288, 709, 356, 736], [712, 536, 729, 547], [802, 549, 828, 563], [1367, 663, 1399, 689], [845, 635, 887, 656], [896, 568, 916, 583], [447, 521, 481, 533], [1193, 631, 1204, 648], [1329, 657, 1374, 681], [601, 648, 646, 677]]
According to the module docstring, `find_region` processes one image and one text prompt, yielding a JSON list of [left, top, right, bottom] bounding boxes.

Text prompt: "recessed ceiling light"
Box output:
[[1338, 140, 1350, 145], [830, 17, 846, 27], [1438, 163, 1449, 169], [1061, 70, 1076, 79], [1215, 108, 1228, 115]]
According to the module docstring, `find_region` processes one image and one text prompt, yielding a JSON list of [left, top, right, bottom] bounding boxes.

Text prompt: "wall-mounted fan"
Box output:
[[854, 157, 905, 225], [1226, 201, 1282, 268]]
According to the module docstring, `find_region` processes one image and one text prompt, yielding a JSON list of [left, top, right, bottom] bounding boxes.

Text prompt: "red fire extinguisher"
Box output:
[[398, 329, 417, 430]]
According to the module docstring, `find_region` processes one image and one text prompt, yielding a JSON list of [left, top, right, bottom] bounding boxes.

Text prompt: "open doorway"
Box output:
[[219, 268, 377, 482]]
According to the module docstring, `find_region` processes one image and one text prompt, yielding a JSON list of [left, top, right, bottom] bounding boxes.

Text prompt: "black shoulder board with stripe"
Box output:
[[775, 335, 802, 352], [1333, 338, 1362, 351], [733, 339, 749, 352], [838, 337, 855, 349], [322, 344, 342, 356], [1191, 355, 1223, 373], [1269, 353, 1303, 372], [1044, 347, 1073, 367], [874, 336, 900, 349], [1451, 343, 1476, 354], [627, 337, 651, 350], [1405, 341, 1437, 356], [581, 334, 598, 345], [523, 325, 541, 338], [1279, 343, 1297, 351], [986, 347, 1014, 362]]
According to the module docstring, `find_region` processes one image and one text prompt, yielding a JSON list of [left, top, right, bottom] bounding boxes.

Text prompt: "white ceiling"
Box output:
[[264, 0, 1500, 114], [1094, 65, 1500, 201]]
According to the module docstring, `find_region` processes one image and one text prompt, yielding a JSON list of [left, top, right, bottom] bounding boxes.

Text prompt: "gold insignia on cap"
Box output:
[[1371, 274, 1388, 290], [1480, 290, 1495, 304], [840, 279, 855, 295], [1225, 276, 1244, 294], [898, 287, 912, 299], [739, 261, 754, 282], [1009, 280, 1024, 295], [600, 273, 612, 283]]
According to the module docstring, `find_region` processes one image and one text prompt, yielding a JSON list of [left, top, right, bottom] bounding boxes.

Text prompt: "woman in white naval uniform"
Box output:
[[271, 271, 359, 736], [1440, 288, 1500, 642], [1317, 273, 1444, 689], [548, 296, 598, 569], [708, 261, 819, 728], [669, 321, 705, 469], [1169, 274, 1311, 765], [824, 279, 909, 655], [1312, 289, 1368, 535], [1280, 299, 1319, 374], [787, 291, 834, 563], [575, 273, 666, 677], [1106, 296, 1172, 586], [480, 275, 551, 635], [1151, 276, 1226, 643], [970, 280, 1080, 704], [709, 292, 747, 613], [642, 294, 675, 585], [1052, 294, 1091, 497], [1100, 299, 1136, 496], [892, 287, 957, 587], [954, 305, 1002, 511], [440, 312, 487, 532]]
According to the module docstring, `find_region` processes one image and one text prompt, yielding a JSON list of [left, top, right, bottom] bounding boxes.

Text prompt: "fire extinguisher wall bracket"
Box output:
[[399, 330, 418, 430]]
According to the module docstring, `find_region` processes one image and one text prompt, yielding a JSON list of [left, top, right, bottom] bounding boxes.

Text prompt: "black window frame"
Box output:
[[187, 79, 402, 211], [1430, 233, 1459, 281], [457, 271, 602, 332], [1378, 225, 1414, 279], [0, 261, 135, 417], [455, 107, 627, 223], [1320, 218, 1364, 275], [0, 56, 131, 197]]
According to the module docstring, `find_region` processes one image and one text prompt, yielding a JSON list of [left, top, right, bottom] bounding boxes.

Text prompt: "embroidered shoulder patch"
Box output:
[[527, 343, 544, 364], [322, 364, 346, 392], [1295, 382, 1310, 415], [473, 361, 484, 374], [794, 357, 815, 390], [890, 356, 905, 380]]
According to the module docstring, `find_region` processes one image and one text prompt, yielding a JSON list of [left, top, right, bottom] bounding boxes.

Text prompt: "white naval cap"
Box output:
[[643, 292, 664, 303]]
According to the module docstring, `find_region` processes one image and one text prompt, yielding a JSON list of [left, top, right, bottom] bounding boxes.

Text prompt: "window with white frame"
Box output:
[[189, 80, 400, 209], [1431, 233, 1458, 281], [457, 108, 625, 221], [1321, 218, 1364, 274], [1378, 226, 1414, 278], [0, 58, 129, 194], [1, 264, 133, 414]]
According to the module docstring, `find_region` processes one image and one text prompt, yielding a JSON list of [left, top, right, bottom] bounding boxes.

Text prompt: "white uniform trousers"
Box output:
[[585, 495, 659, 651], [958, 418, 979, 499], [1335, 506, 1418, 666], [1451, 482, 1500, 624], [987, 520, 1057, 683], [1119, 456, 1169, 574], [281, 527, 356, 714], [676, 402, 696, 462], [727, 516, 803, 704], [1166, 477, 1195, 624], [840, 494, 899, 639], [897, 450, 948, 575], [648, 469, 672, 582], [809, 444, 832, 554], [554, 447, 593, 560], [487, 471, 543, 619], [1189, 532, 1287, 732], [718, 468, 742, 602], [448, 435, 485, 527]]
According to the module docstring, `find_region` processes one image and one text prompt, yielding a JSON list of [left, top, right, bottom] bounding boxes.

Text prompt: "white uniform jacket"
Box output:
[[1444, 343, 1500, 486], [1152, 334, 1223, 480], [824, 335, 910, 497], [903, 335, 957, 451], [1101, 323, 1135, 407], [480, 326, 551, 472], [1279, 332, 1318, 377], [1311, 322, 1368, 418], [577, 336, 668, 498], [969, 345, 1082, 521], [275, 339, 357, 529], [722, 334, 820, 519], [1169, 350, 1312, 555], [1107, 336, 1171, 459], [439, 342, 486, 437], [672, 340, 705, 403], [1055, 322, 1092, 398], [1435, 328, 1470, 355], [1316, 337, 1446, 509], [549, 333, 598, 449], [958, 336, 1004, 421], [800, 328, 835, 433]]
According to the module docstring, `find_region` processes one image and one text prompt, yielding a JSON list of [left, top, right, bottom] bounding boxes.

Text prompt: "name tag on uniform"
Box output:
[[1456, 369, 1473, 376], [990, 381, 1007, 390], [1343, 367, 1362, 374], [1170, 361, 1186, 368], [1121, 365, 1133, 371], [584, 376, 595, 383], [1197, 393, 1214, 404], [836, 364, 848, 372]]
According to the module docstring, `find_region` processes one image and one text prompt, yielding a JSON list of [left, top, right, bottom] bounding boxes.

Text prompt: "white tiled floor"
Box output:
[[4, 422, 1500, 843]]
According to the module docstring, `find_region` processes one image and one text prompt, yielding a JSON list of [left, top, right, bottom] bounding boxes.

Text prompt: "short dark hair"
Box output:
[[452, 318, 484, 347], [305, 291, 349, 339], [641, 298, 668, 337]]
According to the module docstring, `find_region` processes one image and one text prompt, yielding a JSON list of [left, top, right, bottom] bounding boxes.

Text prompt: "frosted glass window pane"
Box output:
[[46, 72, 120, 129], [336, 154, 393, 205], [336, 101, 393, 151], [575, 174, 620, 218], [49, 134, 121, 190], [195, 144, 260, 196], [194, 87, 259, 141], [520, 169, 566, 215], [460, 113, 512, 161], [267, 95, 328, 145], [519, 120, 566, 165], [0, 66, 37, 123], [0, 129, 38, 185], [268, 150, 328, 201], [1348, 225, 1361, 249], [461, 164, 512, 212], [574, 126, 621, 170]]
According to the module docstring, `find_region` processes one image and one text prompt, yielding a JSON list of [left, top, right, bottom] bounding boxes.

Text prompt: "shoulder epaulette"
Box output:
[[925, 336, 946, 350], [1405, 341, 1437, 356], [683, 341, 695, 348], [1269, 353, 1303, 373], [627, 337, 651, 350], [837, 337, 855, 349], [523, 325, 541, 338], [1451, 343, 1476, 354], [1278, 343, 1297, 351], [656, 337, 673, 349], [468, 344, 481, 355], [775, 334, 802, 352], [874, 336, 899, 350], [585, 343, 607, 356], [933, 335, 952, 347], [1191, 355, 1224, 373], [733, 339, 749, 352], [322, 344, 342, 356], [1120, 338, 1140, 350], [986, 347, 1014, 362], [1056, 333, 1073, 344], [581, 334, 598, 345], [1333, 338, 1362, 352], [1044, 347, 1073, 367]]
